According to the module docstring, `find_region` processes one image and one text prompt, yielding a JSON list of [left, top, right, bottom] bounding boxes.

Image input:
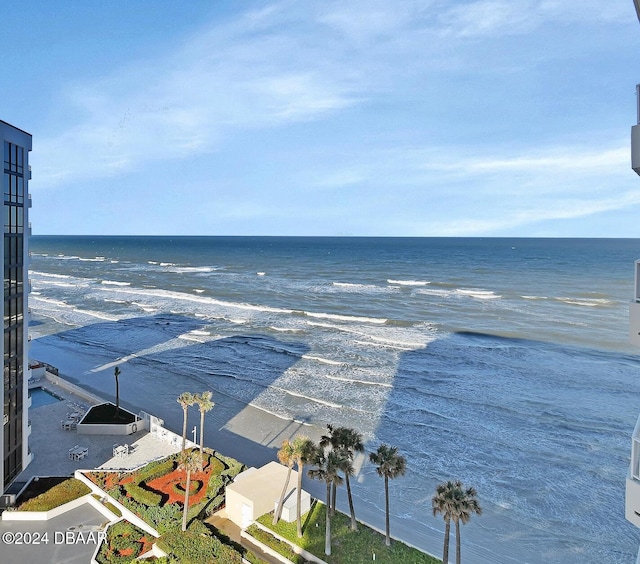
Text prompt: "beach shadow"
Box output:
[[30, 313, 311, 467]]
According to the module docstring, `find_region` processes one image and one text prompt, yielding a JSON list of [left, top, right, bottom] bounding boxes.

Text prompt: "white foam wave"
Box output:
[[331, 282, 391, 293], [78, 256, 106, 262], [194, 289, 205, 293], [416, 287, 501, 300], [106, 286, 293, 315], [72, 308, 120, 321], [36, 281, 76, 288], [104, 299, 127, 304], [31, 271, 72, 279], [456, 289, 501, 299], [273, 386, 343, 409], [555, 297, 613, 307], [415, 288, 452, 297], [167, 266, 216, 273], [257, 272, 266, 276], [303, 311, 387, 324], [521, 295, 548, 300], [131, 302, 158, 313], [324, 374, 393, 387], [301, 354, 344, 366], [31, 296, 71, 308], [101, 280, 131, 286], [388, 279, 431, 286], [270, 326, 303, 333]]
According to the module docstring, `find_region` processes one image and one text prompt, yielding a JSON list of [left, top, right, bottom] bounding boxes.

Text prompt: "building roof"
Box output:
[[227, 461, 297, 500], [0, 119, 32, 137]]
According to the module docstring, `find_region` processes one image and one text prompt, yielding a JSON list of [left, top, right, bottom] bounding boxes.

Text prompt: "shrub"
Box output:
[[171, 479, 202, 498], [157, 530, 243, 564], [124, 483, 162, 506], [96, 520, 151, 564], [138, 458, 175, 483], [18, 478, 90, 511]]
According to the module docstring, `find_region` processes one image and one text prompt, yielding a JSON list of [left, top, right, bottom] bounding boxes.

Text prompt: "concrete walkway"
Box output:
[[19, 379, 180, 483], [207, 509, 283, 564]]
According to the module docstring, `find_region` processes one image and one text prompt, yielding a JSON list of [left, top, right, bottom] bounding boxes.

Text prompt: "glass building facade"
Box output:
[[0, 121, 31, 493]]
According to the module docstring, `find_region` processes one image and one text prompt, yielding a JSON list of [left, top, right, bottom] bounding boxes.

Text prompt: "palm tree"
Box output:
[[194, 391, 214, 453], [369, 444, 406, 546], [178, 449, 201, 531], [113, 366, 122, 416], [177, 392, 195, 453], [432, 480, 482, 564], [308, 447, 346, 556], [319, 425, 342, 515], [273, 439, 295, 525], [291, 435, 315, 538], [319, 425, 364, 529]]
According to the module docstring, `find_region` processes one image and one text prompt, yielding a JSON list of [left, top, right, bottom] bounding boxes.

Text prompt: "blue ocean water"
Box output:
[[27, 236, 640, 563]]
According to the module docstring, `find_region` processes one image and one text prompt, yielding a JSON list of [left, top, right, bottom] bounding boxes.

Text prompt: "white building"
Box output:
[[0, 120, 32, 500], [225, 461, 311, 529]]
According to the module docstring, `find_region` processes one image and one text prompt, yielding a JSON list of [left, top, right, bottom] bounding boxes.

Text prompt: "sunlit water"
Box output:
[[28, 236, 640, 563]]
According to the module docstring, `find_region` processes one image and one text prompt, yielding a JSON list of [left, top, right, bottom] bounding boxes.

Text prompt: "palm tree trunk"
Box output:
[[443, 518, 450, 563], [384, 475, 390, 546], [325, 482, 332, 556], [199, 409, 205, 452], [455, 519, 461, 564], [296, 462, 304, 538], [273, 467, 292, 525], [182, 469, 191, 531], [331, 481, 336, 516], [115, 373, 120, 414], [181, 407, 188, 452], [345, 473, 357, 531]]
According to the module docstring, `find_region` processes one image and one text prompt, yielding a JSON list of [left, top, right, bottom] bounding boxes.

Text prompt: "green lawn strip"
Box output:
[[246, 524, 306, 564], [256, 501, 441, 564], [17, 478, 91, 511]]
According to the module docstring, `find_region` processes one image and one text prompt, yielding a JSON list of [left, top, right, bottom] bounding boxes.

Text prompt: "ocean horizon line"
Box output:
[[30, 234, 640, 240]]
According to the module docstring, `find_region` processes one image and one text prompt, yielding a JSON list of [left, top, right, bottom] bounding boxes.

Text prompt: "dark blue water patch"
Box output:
[[29, 387, 63, 409]]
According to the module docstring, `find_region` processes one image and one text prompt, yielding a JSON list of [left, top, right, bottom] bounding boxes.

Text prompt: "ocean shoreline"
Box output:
[[29, 337, 515, 564], [26, 235, 640, 563]]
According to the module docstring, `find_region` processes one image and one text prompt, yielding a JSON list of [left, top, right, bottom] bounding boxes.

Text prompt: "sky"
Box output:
[[3, 0, 640, 237]]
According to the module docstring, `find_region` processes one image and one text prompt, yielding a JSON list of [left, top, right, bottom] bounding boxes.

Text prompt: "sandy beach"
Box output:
[[27, 336, 514, 564]]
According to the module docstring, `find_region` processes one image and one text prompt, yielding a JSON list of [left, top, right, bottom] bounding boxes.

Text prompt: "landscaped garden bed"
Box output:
[[85, 448, 253, 563], [254, 500, 441, 564], [85, 449, 233, 531], [96, 519, 155, 563], [16, 478, 91, 512]]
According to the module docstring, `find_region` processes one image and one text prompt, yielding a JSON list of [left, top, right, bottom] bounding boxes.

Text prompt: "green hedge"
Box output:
[[18, 478, 91, 511], [137, 458, 176, 482], [123, 482, 162, 507]]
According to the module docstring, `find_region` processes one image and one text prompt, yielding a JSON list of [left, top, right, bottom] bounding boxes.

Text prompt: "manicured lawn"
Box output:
[[255, 501, 441, 564]]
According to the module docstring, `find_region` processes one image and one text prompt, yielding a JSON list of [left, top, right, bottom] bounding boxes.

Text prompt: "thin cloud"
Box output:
[[32, 6, 363, 189]]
